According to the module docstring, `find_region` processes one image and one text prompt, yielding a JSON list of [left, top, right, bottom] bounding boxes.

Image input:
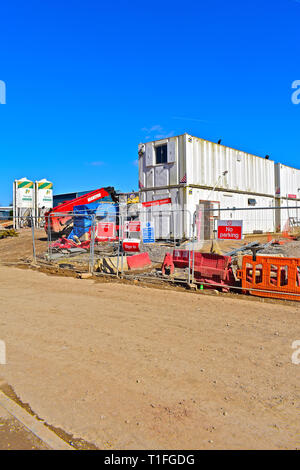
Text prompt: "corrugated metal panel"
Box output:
[[186, 188, 275, 234], [139, 134, 275, 197], [139, 186, 276, 237], [139, 187, 187, 239], [188, 136, 275, 196], [275, 198, 300, 232], [275, 163, 300, 199]]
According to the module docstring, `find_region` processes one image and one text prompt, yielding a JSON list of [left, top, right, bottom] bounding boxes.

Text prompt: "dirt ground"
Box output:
[[0, 405, 49, 450], [0, 228, 47, 263], [0, 265, 299, 449]]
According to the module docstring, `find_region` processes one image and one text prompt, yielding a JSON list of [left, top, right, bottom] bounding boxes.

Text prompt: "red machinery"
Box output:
[[45, 187, 117, 235]]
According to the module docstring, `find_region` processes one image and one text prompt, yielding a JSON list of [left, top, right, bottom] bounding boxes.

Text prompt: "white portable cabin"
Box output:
[[138, 133, 276, 239], [275, 163, 300, 232]]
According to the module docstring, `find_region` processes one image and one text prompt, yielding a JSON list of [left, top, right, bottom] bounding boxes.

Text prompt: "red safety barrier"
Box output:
[[127, 252, 152, 270], [162, 253, 175, 275], [192, 253, 235, 290], [173, 249, 190, 269], [172, 250, 235, 291]]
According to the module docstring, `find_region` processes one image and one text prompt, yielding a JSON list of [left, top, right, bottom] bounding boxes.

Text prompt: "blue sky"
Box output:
[[0, 0, 299, 204]]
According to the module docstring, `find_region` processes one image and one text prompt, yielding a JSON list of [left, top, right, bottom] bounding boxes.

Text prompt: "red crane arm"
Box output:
[[51, 187, 117, 213]]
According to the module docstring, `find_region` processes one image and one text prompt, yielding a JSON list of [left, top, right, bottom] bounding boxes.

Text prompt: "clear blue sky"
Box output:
[[0, 0, 299, 205]]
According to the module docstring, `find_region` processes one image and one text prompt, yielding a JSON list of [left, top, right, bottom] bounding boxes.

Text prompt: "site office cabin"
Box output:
[[138, 133, 276, 239]]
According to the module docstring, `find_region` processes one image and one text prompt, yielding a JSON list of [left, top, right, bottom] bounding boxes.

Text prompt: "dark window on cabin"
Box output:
[[248, 199, 257, 206], [155, 144, 168, 164]]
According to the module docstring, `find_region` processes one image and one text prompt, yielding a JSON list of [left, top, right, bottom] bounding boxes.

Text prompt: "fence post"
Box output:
[[189, 211, 195, 284], [116, 213, 121, 278], [188, 241, 191, 285], [89, 215, 96, 273], [173, 211, 176, 248], [31, 216, 36, 263], [121, 215, 124, 276], [47, 214, 52, 260]]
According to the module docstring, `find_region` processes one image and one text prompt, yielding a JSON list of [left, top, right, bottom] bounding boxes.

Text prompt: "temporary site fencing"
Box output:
[[45, 208, 194, 275], [1, 205, 300, 301]]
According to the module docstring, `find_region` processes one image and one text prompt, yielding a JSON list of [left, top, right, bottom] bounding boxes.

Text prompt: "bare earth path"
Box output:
[[0, 265, 299, 449]]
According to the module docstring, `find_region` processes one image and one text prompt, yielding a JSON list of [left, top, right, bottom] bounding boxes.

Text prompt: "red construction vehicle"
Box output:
[[45, 187, 118, 235]]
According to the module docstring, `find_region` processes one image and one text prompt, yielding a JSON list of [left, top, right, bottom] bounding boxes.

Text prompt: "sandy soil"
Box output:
[[0, 228, 47, 263], [0, 405, 49, 450], [0, 265, 299, 449]]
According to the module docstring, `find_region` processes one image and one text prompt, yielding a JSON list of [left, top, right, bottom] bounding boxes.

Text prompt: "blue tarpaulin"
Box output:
[[68, 203, 117, 240]]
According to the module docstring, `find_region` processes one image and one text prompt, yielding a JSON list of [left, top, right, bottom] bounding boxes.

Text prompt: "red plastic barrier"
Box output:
[[127, 252, 151, 270], [237, 255, 300, 301], [162, 253, 175, 275], [173, 249, 190, 269], [173, 250, 235, 290], [193, 253, 233, 282]]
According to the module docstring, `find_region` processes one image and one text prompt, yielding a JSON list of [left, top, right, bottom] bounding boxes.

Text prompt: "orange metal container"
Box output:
[[237, 255, 300, 301]]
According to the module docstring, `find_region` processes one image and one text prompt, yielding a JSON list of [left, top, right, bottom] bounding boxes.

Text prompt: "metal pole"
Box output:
[[89, 215, 96, 273], [47, 214, 52, 260], [116, 213, 121, 278], [190, 211, 195, 283], [173, 210, 176, 248], [120, 214, 124, 276], [200, 205, 295, 213], [188, 230, 191, 285], [31, 216, 36, 263]]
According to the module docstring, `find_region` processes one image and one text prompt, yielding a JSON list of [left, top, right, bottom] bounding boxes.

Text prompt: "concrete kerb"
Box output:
[[0, 390, 74, 450]]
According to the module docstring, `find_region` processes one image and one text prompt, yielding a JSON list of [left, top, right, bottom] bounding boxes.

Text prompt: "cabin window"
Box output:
[[155, 144, 168, 164], [248, 199, 257, 206]]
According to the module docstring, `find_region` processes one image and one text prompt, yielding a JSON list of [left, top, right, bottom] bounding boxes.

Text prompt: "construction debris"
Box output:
[[94, 256, 128, 274], [0, 221, 14, 229], [77, 273, 93, 279], [0, 229, 18, 239]]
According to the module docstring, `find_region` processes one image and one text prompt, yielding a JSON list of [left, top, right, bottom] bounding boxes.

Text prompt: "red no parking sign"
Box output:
[[217, 220, 243, 240]]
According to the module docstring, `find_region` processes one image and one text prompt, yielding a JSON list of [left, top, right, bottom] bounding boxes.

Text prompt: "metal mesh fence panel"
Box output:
[[2, 205, 300, 301]]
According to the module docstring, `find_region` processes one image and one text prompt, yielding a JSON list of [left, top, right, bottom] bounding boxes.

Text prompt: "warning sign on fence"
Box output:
[[96, 222, 115, 239], [124, 221, 141, 232], [142, 222, 155, 244], [217, 220, 243, 240]]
